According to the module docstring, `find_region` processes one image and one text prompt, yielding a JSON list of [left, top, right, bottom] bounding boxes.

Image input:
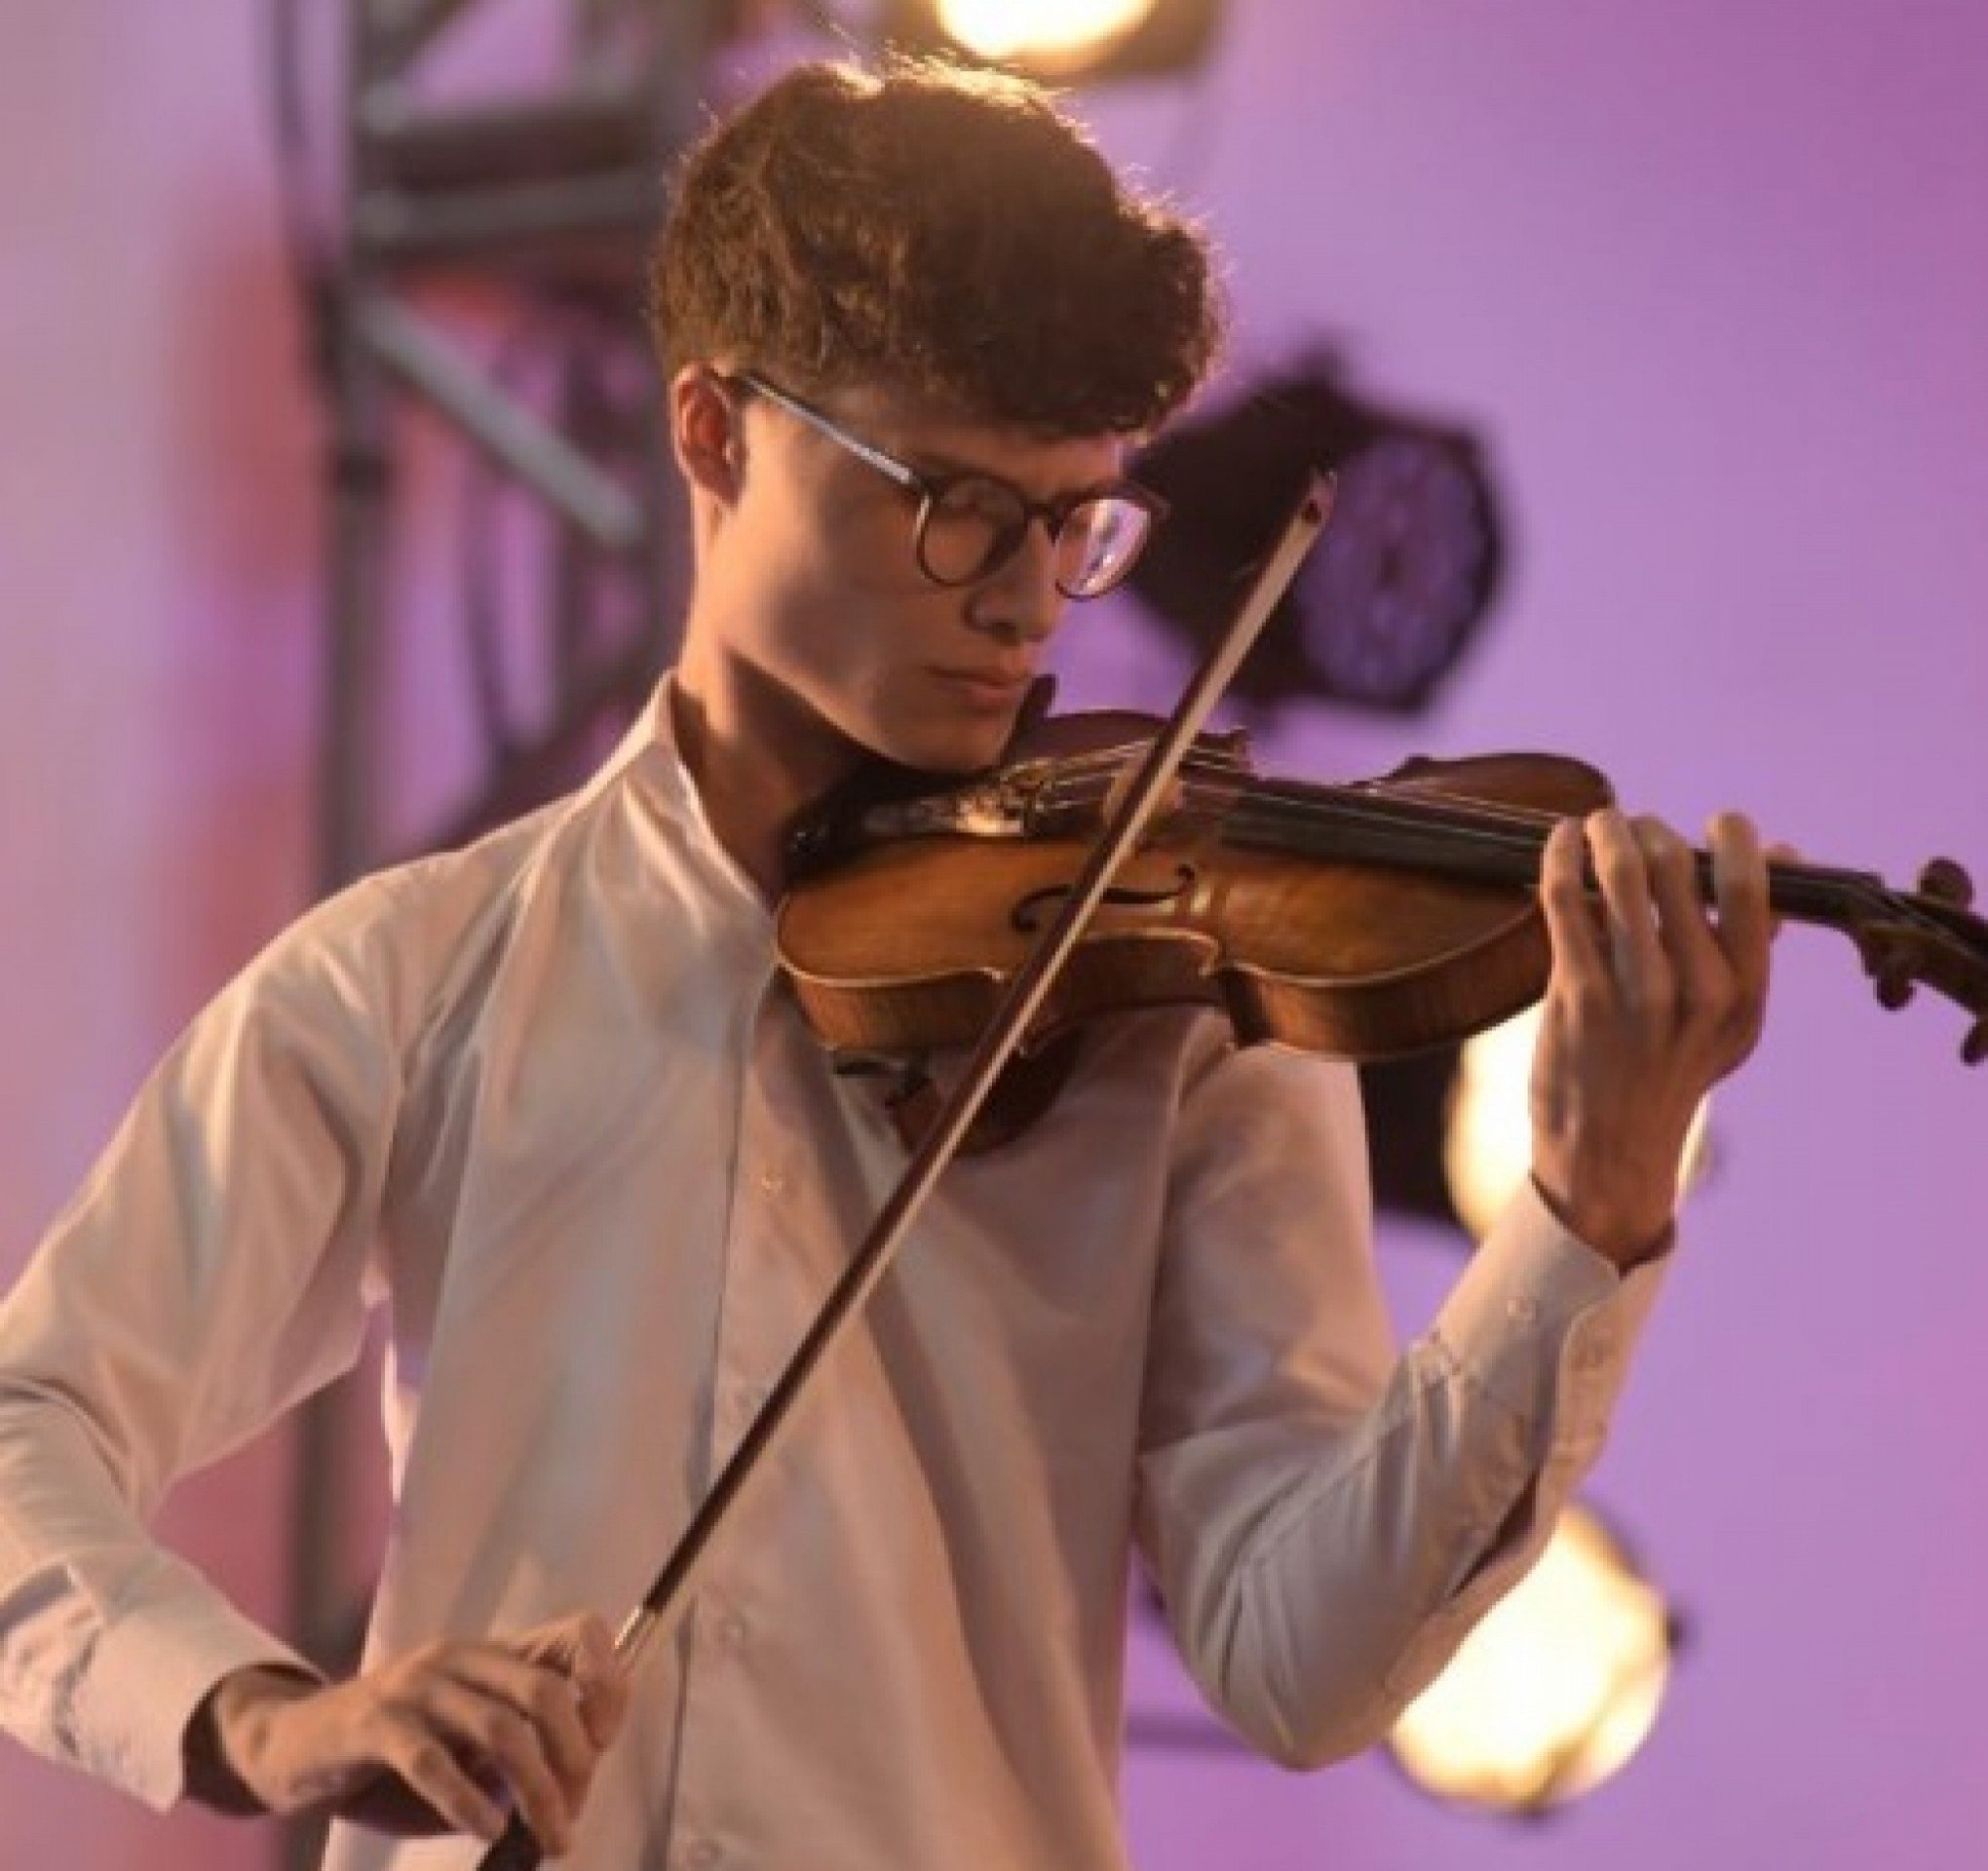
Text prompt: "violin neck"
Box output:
[[1225, 778, 1875, 935]]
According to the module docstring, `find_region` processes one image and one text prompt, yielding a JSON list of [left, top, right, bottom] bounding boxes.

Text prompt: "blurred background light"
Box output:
[[1388, 1502, 1679, 1813], [936, 0, 1157, 74], [876, 0, 1224, 83]]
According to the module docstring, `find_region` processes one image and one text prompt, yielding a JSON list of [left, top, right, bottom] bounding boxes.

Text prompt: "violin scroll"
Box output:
[[1916, 856, 1974, 910], [1840, 855, 1988, 1064]]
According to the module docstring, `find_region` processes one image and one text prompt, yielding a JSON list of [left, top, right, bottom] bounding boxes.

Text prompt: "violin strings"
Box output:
[[1220, 783, 1910, 922], [1012, 744, 1983, 961], [1032, 742, 1575, 849], [1030, 753, 1926, 932], [1039, 756, 1575, 861], [1036, 745, 1780, 877], [1042, 771, 1554, 863]]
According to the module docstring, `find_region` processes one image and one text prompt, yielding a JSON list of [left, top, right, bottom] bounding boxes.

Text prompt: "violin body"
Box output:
[[781, 706, 1988, 1103], [780, 715, 1615, 1066]]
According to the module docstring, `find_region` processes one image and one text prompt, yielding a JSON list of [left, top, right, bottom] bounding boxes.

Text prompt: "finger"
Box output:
[[1708, 811, 1773, 1012], [1587, 809, 1671, 1016], [411, 1673, 573, 1856], [546, 1613, 631, 1749], [1538, 816, 1607, 991], [1761, 837, 1801, 940], [371, 1712, 511, 1844], [510, 1611, 629, 1752], [440, 1648, 596, 1821], [1708, 811, 1771, 966], [1633, 815, 1734, 1035]]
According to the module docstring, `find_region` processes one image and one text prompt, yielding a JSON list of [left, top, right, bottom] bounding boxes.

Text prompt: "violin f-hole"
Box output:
[[1011, 864, 1200, 935]]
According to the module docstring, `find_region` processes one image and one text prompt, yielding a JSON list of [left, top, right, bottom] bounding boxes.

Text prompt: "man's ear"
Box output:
[[671, 366, 747, 505]]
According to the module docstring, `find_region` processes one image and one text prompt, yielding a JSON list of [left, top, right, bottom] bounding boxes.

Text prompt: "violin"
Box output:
[[778, 706, 1988, 1132]]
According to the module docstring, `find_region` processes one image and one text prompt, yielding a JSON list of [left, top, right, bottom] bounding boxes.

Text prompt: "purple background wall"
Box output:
[[3, 5, 1983, 1866]]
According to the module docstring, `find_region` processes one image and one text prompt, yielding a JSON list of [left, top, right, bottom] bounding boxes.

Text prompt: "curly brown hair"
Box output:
[[648, 56, 1225, 437]]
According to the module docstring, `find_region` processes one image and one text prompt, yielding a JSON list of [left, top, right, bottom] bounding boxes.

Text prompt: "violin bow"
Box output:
[[472, 476, 1338, 1869]]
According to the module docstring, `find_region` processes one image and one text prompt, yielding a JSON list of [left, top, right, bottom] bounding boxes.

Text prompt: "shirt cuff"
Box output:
[[69, 1552, 324, 1813], [1431, 1174, 1669, 1430]]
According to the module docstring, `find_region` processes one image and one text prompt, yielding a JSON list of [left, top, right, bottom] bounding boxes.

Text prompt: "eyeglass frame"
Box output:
[[724, 369, 1168, 600]]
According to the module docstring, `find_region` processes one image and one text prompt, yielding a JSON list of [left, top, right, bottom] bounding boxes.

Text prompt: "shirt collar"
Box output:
[[590, 673, 776, 924]]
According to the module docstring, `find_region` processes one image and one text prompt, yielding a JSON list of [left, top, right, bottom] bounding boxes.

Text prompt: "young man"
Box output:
[[0, 57, 1775, 1870]]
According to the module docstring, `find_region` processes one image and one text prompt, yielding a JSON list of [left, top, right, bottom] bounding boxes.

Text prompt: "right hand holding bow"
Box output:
[[184, 1610, 630, 1856]]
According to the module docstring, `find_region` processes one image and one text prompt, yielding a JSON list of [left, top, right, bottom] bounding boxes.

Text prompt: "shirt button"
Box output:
[[757, 1164, 785, 1196], [716, 1613, 750, 1652], [683, 1844, 723, 1870], [1507, 1294, 1542, 1326]]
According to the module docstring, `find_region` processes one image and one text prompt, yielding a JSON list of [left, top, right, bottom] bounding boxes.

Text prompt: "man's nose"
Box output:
[[965, 517, 1065, 645]]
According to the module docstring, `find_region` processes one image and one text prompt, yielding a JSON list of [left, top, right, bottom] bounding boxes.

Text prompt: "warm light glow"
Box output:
[[936, 0, 1159, 70], [1443, 1005, 1711, 1242], [1389, 1504, 1673, 1810]]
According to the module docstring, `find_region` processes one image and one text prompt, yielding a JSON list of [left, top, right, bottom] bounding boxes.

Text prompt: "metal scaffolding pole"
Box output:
[[284, 4, 721, 1862]]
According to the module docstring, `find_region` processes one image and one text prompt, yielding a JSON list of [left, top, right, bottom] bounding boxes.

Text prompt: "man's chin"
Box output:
[[871, 709, 1016, 777]]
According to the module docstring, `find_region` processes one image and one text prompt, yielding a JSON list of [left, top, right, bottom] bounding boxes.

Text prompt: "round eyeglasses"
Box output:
[[734, 372, 1167, 601]]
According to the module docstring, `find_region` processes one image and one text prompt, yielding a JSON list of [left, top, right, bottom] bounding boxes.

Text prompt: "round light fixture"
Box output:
[[1388, 1502, 1677, 1811], [935, 0, 1160, 73]]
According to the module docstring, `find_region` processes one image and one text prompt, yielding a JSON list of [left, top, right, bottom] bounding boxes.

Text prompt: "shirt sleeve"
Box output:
[[1134, 1033, 1666, 1770], [0, 884, 412, 1811]]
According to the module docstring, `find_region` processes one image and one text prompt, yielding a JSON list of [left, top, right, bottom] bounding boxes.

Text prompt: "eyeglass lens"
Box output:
[[919, 479, 1153, 598]]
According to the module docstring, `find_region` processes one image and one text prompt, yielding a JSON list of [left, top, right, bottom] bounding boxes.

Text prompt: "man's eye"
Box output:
[[936, 480, 1017, 526]]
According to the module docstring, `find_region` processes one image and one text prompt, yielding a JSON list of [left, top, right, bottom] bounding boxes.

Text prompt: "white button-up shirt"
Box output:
[[0, 685, 1663, 1869]]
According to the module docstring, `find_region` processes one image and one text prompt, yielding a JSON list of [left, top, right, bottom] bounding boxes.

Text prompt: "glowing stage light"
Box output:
[[879, 0, 1222, 84], [937, 0, 1157, 72], [1389, 1503, 1677, 1812]]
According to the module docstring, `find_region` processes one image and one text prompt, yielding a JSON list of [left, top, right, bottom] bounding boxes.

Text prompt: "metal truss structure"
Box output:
[[286, 4, 727, 1859]]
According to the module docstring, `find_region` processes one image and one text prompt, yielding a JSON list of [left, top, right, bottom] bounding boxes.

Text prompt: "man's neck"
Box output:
[[668, 653, 860, 903]]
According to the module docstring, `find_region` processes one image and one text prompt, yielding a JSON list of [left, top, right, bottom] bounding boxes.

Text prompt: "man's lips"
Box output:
[[927, 668, 1034, 707]]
